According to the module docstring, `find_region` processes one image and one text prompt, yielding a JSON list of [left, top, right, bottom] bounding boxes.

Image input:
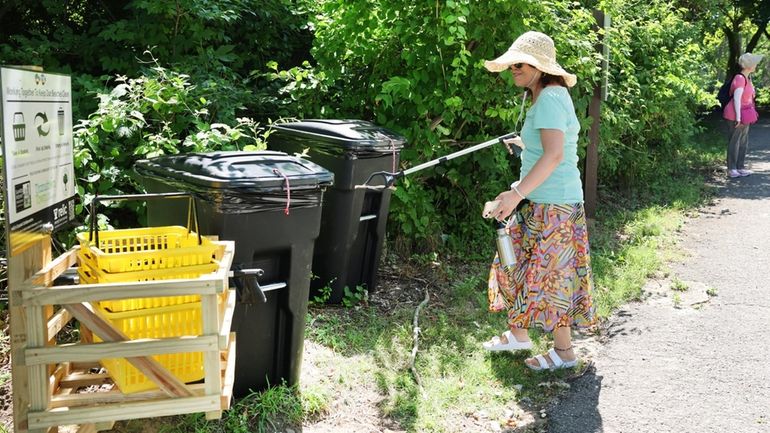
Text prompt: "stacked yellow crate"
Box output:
[[77, 225, 223, 393]]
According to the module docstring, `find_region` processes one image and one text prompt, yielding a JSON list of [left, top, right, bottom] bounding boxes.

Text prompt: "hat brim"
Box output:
[[485, 50, 577, 87]]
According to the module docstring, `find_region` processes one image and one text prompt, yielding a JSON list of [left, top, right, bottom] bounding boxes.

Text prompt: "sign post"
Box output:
[[1, 67, 76, 254], [1, 66, 76, 433], [584, 10, 610, 220]]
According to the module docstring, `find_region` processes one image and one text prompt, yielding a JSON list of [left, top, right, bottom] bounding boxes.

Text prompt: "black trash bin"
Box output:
[[267, 120, 405, 303], [134, 151, 333, 397]]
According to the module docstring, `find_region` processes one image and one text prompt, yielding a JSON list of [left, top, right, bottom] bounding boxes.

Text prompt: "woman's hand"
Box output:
[[502, 136, 525, 154], [491, 190, 523, 222]]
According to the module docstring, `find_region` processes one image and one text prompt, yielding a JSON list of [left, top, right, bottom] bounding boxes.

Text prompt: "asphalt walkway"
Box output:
[[546, 119, 770, 433]]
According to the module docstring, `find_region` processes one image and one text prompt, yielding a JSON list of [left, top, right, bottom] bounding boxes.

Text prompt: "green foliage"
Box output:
[[1, 0, 318, 231], [266, 0, 712, 251], [73, 61, 269, 227], [595, 0, 713, 184], [309, 278, 334, 305], [0, 0, 315, 122], [342, 285, 369, 308], [0, 0, 736, 255]]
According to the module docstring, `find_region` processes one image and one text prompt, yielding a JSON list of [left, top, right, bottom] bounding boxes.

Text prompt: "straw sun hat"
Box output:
[[484, 31, 577, 87]]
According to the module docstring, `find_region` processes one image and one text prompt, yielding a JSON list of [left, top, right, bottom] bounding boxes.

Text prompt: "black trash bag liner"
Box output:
[[134, 151, 333, 214]]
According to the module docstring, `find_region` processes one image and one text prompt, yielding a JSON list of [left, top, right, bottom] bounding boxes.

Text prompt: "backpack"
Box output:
[[717, 72, 745, 110]]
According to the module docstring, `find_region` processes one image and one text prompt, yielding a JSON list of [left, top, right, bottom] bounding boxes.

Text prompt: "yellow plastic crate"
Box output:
[[78, 261, 220, 312], [77, 226, 219, 273], [94, 300, 218, 394]]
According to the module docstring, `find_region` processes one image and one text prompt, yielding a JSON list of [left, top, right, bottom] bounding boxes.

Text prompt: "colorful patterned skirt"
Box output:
[[487, 202, 595, 332]]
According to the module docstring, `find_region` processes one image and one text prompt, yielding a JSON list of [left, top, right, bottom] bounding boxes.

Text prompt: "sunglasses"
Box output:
[[510, 63, 526, 70]]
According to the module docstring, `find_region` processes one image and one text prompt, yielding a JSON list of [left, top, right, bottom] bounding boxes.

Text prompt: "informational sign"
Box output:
[[1, 67, 76, 255]]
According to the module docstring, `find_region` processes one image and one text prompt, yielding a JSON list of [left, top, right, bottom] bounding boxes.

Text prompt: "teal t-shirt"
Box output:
[[519, 86, 583, 204]]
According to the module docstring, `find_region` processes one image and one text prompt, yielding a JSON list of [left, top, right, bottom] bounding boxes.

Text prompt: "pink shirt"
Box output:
[[723, 74, 756, 123]]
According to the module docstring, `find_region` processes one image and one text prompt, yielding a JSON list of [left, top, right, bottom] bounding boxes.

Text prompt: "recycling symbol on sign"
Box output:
[[35, 112, 50, 137]]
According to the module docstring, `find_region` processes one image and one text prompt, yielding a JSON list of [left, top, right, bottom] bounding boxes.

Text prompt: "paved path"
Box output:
[[546, 119, 770, 433]]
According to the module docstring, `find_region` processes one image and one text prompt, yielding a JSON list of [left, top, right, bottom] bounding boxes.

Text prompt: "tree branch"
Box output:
[[410, 286, 430, 395], [746, 19, 768, 52]]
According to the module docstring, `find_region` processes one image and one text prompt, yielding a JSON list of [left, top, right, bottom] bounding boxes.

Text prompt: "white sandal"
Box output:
[[482, 330, 533, 351], [526, 348, 578, 371]]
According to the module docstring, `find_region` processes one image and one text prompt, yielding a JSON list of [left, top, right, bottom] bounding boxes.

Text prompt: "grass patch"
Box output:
[[149, 382, 329, 433], [366, 273, 573, 432]]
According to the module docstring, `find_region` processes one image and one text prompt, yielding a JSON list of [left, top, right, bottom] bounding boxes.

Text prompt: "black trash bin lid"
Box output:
[[135, 151, 334, 191], [271, 119, 406, 155]]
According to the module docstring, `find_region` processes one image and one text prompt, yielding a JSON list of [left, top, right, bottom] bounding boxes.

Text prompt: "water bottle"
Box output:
[[495, 221, 517, 268]]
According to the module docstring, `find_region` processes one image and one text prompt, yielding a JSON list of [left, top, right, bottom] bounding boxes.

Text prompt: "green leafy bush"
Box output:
[[73, 62, 269, 227], [271, 0, 710, 252], [0, 0, 719, 255]]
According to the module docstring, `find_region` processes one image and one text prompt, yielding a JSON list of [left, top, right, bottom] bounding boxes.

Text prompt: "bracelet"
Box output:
[[512, 184, 526, 200]]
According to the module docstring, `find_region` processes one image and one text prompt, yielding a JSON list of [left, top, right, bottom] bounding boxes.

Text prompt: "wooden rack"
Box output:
[[9, 238, 237, 432]]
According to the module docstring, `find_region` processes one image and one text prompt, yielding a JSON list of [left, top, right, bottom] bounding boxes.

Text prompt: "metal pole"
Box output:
[[400, 136, 503, 177]]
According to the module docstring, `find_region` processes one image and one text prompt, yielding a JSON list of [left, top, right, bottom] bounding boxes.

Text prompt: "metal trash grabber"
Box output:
[[357, 132, 522, 189]]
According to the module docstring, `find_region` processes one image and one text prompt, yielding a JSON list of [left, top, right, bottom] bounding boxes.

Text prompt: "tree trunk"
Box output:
[[724, 19, 742, 76]]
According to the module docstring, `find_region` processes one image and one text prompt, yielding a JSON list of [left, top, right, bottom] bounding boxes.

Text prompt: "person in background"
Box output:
[[723, 52, 763, 178], [480, 31, 595, 371]]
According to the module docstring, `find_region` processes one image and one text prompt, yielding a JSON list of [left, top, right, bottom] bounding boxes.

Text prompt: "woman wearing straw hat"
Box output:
[[481, 31, 595, 371], [723, 52, 763, 178]]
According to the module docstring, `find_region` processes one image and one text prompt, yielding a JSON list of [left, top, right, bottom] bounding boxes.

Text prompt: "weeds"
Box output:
[[672, 293, 683, 308], [671, 278, 690, 292], [309, 279, 333, 305], [342, 285, 368, 307]]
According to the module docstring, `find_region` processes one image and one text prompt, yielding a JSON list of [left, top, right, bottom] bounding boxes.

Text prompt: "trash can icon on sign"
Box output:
[[13, 112, 25, 141]]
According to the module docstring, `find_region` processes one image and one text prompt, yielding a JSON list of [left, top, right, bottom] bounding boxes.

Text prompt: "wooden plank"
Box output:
[[50, 384, 211, 408], [80, 324, 93, 344], [9, 236, 51, 433], [22, 278, 221, 306], [218, 290, 236, 350], [212, 241, 234, 283], [26, 305, 50, 429], [28, 395, 220, 429], [26, 335, 218, 365], [22, 246, 78, 288], [76, 421, 116, 433], [70, 362, 100, 371], [51, 389, 176, 408], [58, 372, 111, 389], [43, 306, 56, 379], [61, 303, 194, 398], [77, 424, 97, 433], [202, 292, 221, 420], [48, 362, 70, 397], [94, 421, 116, 432], [220, 333, 237, 410], [47, 308, 73, 342]]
